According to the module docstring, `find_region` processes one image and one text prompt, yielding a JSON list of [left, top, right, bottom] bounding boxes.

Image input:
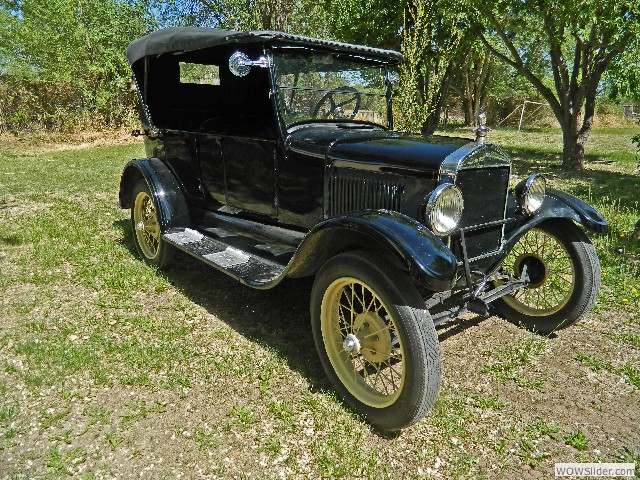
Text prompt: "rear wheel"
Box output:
[[131, 180, 174, 268], [494, 220, 600, 333], [311, 252, 441, 431]]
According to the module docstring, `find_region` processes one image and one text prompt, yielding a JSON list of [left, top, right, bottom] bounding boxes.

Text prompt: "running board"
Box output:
[[162, 227, 288, 288]]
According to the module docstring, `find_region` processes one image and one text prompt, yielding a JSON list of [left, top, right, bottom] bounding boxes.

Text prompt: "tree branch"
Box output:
[[197, 0, 228, 27], [477, 33, 562, 117], [544, 12, 569, 97], [569, 41, 582, 104]]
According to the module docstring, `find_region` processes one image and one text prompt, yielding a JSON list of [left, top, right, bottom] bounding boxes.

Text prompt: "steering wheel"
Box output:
[[311, 86, 361, 119]]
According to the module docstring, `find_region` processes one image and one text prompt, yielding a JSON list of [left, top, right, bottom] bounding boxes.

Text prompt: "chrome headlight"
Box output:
[[515, 174, 546, 215], [425, 184, 464, 236]]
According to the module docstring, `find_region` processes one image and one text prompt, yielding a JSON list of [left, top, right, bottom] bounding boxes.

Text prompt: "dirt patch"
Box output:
[[0, 129, 142, 155], [1, 257, 638, 478], [437, 309, 639, 476]]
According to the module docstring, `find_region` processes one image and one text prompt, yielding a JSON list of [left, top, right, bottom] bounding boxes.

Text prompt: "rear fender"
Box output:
[[287, 210, 458, 292], [118, 158, 190, 231]]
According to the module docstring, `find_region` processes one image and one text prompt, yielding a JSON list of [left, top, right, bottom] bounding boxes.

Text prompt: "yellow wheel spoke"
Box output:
[[320, 277, 406, 408], [502, 228, 575, 316], [360, 325, 390, 340], [134, 191, 161, 260]]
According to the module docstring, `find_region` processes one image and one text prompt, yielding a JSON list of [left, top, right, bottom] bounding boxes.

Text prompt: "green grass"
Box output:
[[483, 336, 549, 389], [565, 430, 589, 451], [487, 128, 640, 311], [607, 332, 640, 348], [0, 131, 639, 478], [577, 353, 640, 389]]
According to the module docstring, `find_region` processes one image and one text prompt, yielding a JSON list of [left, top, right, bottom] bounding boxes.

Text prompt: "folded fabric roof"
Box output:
[[126, 28, 402, 65]]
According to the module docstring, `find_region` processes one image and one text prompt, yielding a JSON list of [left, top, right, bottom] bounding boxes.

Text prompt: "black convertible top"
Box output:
[[126, 28, 402, 65]]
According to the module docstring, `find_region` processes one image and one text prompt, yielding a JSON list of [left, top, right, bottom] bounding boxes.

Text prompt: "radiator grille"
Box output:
[[329, 171, 405, 217], [453, 167, 509, 260]]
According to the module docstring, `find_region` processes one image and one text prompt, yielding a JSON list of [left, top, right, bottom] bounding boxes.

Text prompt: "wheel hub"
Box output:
[[342, 334, 361, 354], [515, 254, 547, 288], [354, 312, 392, 363]]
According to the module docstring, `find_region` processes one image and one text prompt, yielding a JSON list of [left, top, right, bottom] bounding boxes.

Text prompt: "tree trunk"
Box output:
[[421, 65, 454, 135], [559, 90, 597, 170], [463, 97, 473, 126], [561, 128, 586, 170]]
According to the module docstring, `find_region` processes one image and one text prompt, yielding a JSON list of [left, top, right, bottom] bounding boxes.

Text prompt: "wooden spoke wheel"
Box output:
[[130, 180, 174, 268]]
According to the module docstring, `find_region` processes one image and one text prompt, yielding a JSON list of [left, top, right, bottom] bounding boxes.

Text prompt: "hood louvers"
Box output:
[[329, 170, 405, 217]]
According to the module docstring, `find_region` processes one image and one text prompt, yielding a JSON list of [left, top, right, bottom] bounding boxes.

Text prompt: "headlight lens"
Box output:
[[425, 184, 464, 236], [515, 174, 546, 215]]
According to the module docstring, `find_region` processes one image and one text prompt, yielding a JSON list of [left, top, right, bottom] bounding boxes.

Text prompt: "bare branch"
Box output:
[[482, 8, 525, 68], [196, 0, 228, 26]]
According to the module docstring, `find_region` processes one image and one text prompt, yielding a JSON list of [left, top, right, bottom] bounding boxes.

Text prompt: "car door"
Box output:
[[199, 132, 277, 217], [221, 135, 277, 217], [198, 133, 225, 205]]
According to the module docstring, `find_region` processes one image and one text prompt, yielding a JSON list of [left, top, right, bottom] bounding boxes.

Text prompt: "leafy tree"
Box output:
[[0, 0, 152, 130], [324, 0, 402, 49], [466, 0, 640, 169], [456, 45, 492, 126], [155, 0, 296, 31], [326, 0, 470, 134], [397, 0, 467, 134], [604, 46, 640, 103]]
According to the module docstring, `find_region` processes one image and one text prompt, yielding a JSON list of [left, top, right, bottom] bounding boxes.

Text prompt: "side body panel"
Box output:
[[143, 131, 204, 204], [277, 142, 326, 228]]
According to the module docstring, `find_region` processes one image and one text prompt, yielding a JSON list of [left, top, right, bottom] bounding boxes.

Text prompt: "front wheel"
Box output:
[[494, 220, 601, 334], [310, 252, 441, 431]]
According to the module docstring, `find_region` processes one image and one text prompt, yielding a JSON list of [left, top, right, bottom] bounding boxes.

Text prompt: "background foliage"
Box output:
[[0, 0, 638, 154], [0, 0, 152, 132]]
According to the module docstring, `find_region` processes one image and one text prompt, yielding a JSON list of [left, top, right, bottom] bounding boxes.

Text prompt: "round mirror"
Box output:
[[229, 52, 251, 77]]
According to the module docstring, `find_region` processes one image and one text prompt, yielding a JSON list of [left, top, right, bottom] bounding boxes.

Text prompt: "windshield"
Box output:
[[272, 52, 390, 129]]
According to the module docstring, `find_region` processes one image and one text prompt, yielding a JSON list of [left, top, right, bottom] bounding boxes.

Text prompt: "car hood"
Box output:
[[286, 125, 473, 173]]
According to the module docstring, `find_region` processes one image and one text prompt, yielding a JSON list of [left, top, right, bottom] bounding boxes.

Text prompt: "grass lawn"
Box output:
[[0, 128, 638, 478]]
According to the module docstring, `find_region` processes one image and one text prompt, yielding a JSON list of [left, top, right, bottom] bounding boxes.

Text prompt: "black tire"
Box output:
[[130, 180, 175, 269], [310, 251, 441, 431], [494, 220, 600, 334]]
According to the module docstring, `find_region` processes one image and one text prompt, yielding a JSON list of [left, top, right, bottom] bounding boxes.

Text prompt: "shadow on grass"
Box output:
[[0, 201, 18, 211], [114, 219, 328, 392], [436, 315, 487, 342], [0, 235, 23, 246], [113, 218, 493, 429], [504, 145, 639, 211]]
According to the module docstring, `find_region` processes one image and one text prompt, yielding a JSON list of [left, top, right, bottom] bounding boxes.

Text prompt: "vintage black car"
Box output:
[[119, 28, 607, 431]]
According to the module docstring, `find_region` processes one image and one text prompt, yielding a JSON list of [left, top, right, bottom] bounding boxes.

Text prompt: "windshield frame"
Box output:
[[268, 47, 394, 132]]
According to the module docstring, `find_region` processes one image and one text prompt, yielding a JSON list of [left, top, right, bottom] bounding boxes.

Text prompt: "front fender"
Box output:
[[543, 189, 607, 233], [287, 210, 458, 291], [503, 188, 607, 250], [118, 158, 190, 232]]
